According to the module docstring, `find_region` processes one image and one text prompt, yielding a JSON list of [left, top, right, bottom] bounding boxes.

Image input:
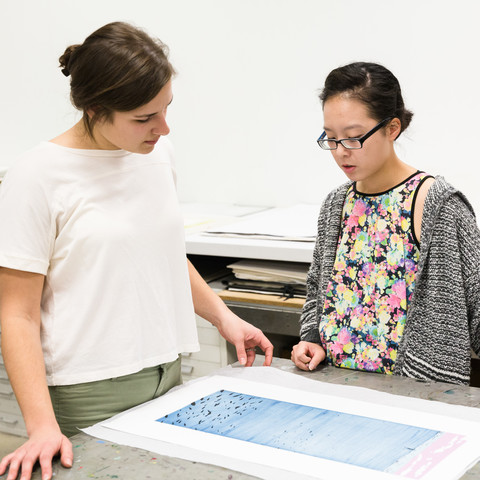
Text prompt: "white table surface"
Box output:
[[182, 202, 317, 263]]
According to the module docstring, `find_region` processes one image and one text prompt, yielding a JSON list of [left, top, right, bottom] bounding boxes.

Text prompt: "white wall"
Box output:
[[1, 0, 479, 213]]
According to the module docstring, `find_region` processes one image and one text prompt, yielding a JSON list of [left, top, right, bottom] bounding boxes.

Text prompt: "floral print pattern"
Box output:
[[319, 172, 429, 374]]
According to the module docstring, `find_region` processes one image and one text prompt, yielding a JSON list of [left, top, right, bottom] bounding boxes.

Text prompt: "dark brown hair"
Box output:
[[320, 62, 413, 139], [59, 21, 175, 138]]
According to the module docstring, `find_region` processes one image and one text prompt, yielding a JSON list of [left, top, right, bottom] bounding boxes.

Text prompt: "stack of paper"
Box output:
[[204, 204, 320, 242], [228, 260, 308, 284], [224, 259, 308, 298]]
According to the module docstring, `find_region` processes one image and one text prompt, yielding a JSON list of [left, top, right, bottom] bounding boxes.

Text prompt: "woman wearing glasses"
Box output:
[[291, 62, 480, 385]]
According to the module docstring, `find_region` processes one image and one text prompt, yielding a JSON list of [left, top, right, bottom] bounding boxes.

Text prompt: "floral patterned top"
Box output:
[[319, 171, 431, 374]]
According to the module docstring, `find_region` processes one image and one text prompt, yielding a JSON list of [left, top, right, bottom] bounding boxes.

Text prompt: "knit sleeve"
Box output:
[[396, 183, 479, 384], [299, 184, 349, 344], [299, 187, 341, 343], [299, 200, 327, 343], [454, 195, 480, 355]]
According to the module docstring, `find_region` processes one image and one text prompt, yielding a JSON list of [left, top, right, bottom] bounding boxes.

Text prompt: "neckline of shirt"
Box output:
[[353, 170, 423, 197], [43, 141, 133, 158]]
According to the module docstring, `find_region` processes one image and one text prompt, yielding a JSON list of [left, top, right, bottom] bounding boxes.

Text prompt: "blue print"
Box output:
[[157, 390, 439, 471]]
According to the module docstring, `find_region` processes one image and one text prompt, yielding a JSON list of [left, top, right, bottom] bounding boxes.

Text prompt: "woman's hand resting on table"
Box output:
[[291, 341, 326, 371], [0, 424, 72, 480]]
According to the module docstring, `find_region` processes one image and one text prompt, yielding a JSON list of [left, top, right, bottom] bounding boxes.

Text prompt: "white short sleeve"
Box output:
[[0, 150, 56, 274]]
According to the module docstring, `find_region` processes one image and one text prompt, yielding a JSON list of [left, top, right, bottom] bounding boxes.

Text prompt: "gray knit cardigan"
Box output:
[[300, 176, 480, 385]]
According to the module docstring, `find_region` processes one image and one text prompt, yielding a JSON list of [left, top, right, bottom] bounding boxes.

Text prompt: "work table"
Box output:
[[23, 357, 480, 479]]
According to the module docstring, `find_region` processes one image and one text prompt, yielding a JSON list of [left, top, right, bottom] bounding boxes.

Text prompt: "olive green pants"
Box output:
[[49, 358, 182, 437]]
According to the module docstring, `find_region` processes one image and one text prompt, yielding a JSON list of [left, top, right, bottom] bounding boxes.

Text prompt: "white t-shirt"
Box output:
[[0, 139, 199, 385]]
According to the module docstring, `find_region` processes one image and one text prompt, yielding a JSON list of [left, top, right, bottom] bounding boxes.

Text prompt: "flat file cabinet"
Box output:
[[181, 315, 231, 381], [0, 341, 27, 437]]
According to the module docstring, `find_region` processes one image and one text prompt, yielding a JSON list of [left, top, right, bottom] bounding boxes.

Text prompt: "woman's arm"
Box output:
[[187, 260, 273, 366], [0, 267, 72, 480]]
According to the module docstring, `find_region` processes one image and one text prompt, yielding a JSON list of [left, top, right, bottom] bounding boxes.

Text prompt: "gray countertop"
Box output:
[[21, 357, 480, 479]]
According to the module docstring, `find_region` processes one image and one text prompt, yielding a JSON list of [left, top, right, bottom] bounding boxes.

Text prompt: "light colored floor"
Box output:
[[0, 431, 26, 459]]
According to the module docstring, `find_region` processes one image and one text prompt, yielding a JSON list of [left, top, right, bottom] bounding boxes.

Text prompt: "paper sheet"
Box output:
[[204, 204, 320, 242], [85, 367, 480, 480], [181, 203, 268, 235]]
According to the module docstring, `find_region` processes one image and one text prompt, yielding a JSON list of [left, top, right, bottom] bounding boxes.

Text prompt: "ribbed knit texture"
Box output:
[[300, 177, 480, 385]]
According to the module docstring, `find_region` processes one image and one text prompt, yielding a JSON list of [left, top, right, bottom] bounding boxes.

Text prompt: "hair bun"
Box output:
[[58, 44, 80, 77]]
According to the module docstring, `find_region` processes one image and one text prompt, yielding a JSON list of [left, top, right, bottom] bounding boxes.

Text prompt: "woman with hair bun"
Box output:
[[291, 62, 480, 386], [0, 21, 273, 480]]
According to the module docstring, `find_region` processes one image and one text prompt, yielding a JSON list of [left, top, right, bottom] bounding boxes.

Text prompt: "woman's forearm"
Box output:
[[1, 316, 59, 434], [0, 268, 59, 434], [187, 259, 230, 326]]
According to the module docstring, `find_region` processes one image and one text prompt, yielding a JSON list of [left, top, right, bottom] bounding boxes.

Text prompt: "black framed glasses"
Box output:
[[317, 116, 394, 150]]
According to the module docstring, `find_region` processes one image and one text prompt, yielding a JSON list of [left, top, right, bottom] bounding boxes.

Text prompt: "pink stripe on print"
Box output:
[[394, 433, 466, 478]]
